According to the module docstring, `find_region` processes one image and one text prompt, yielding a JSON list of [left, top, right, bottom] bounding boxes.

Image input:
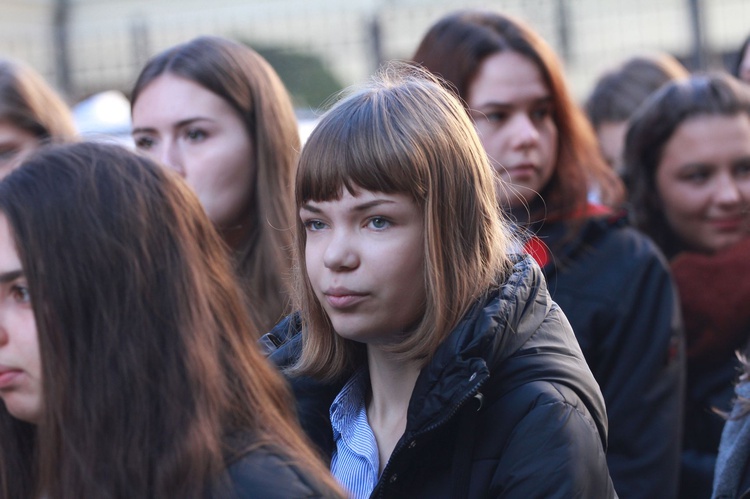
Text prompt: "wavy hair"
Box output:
[[131, 36, 297, 333], [290, 65, 517, 381], [0, 142, 339, 498]]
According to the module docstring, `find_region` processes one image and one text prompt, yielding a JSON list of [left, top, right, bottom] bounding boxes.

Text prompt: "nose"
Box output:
[[715, 172, 743, 208], [510, 113, 540, 150], [323, 229, 359, 271], [157, 141, 185, 177]]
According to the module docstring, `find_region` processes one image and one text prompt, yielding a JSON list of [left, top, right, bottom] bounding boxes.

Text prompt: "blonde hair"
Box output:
[[290, 65, 517, 381]]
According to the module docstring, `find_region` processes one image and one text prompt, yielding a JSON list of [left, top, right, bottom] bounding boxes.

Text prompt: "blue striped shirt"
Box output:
[[330, 369, 379, 499]]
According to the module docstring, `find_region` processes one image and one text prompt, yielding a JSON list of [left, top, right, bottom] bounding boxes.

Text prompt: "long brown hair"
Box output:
[[131, 36, 297, 333], [0, 143, 340, 498], [411, 10, 624, 220], [290, 65, 517, 381]]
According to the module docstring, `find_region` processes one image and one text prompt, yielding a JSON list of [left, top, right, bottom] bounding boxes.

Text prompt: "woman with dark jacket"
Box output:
[[410, 10, 685, 499], [0, 142, 342, 498], [625, 72, 750, 499], [264, 66, 615, 498]]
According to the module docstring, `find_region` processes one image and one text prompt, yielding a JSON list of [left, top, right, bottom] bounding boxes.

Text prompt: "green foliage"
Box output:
[[249, 43, 343, 110]]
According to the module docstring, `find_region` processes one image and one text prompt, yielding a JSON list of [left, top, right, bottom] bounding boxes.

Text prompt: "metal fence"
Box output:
[[0, 0, 748, 107]]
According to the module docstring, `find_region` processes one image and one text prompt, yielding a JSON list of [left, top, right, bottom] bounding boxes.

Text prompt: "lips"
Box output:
[[710, 216, 745, 231], [0, 368, 22, 389], [504, 163, 537, 178], [323, 287, 367, 309]]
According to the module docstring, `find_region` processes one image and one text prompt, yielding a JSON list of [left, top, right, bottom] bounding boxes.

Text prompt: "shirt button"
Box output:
[[469, 372, 477, 381], [408, 440, 417, 449], [390, 474, 398, 483]]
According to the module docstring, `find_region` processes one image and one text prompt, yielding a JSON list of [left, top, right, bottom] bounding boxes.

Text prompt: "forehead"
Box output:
[[661, 113, 750, 168], [301, 187, 417, 210], [468, 51, 549, 106], [132, 73, 234, 125]]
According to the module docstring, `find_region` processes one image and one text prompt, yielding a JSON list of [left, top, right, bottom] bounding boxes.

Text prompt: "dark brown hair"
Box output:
[[131, 36, 298, 333], [0, 142, 340, 498], [412, 10, 624, 220], [290, 65, 516, 381], [624, 72, 750, 258]]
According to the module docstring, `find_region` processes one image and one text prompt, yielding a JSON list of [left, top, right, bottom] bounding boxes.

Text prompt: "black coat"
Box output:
[[531, 212, 685, 499], [211, 445, 338, 498], [265, 257, 616, 498]]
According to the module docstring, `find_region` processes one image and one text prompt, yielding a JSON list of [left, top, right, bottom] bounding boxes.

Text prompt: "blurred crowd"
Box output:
[[1, 8, 750, 499]]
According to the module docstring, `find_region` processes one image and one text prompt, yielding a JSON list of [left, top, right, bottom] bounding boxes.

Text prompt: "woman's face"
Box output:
[[300, 188, 426, 346], [467, 51, 558, 207], [131, 74, 255, 231], [0, 214, 41, 424], [656, 113, 750, 253], [0, 121, 40, 179]]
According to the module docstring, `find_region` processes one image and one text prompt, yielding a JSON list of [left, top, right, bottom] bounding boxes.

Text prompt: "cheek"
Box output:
[[542, 125, 559, 161], [304, 242, 323, 287]]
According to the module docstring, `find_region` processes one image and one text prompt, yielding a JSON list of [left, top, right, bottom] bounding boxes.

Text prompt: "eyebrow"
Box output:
[[131, 116, 215, 135], [0, 269, 23, 284], [301, 199, 396, 213]]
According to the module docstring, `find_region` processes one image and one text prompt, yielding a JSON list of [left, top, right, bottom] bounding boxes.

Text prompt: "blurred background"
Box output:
[[1, 0, 748, 141]]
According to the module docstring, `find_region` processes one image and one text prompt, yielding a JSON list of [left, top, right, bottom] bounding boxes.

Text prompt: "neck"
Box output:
[[366, 346, 421, 473]]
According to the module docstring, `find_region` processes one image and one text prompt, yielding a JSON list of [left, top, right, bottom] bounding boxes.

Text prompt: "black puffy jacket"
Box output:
[[265, 256, 616, 498], [529, 211, 685, 499]]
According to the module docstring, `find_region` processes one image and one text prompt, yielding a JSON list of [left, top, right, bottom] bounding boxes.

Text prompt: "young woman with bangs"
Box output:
[[131, 36, 298, 334], [0, 142, 342, 498], [264, 66, 615, 498], [410, 10, 685, 498]]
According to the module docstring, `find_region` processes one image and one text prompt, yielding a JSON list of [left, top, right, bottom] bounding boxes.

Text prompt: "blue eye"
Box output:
[[304, 220, 327, 231], [368, 217, 390, 229]]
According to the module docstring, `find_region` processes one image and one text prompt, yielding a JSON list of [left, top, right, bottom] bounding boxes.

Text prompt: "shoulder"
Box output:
[[220, 447, 335, 499], [473, 379, 614, 497], [584, 214, 668, 265]]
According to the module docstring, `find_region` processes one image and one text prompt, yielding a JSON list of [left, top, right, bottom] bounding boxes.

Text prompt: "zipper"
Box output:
[[372, 374, 489, 498]]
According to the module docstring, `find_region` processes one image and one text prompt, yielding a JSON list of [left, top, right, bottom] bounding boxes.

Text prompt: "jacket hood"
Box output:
[[407, 255, 607, 445], [407, 255, 554, 431]]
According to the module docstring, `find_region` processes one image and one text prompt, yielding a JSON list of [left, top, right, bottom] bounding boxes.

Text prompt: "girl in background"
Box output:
[[265, 66, 614, 498], [0, 142, 342, 498], [0, 58, 77, 178], [625, 72, 750, 499], [131, 36, 298, 333], [411, 10, 685, 498], [585, 53, 688, 176]]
